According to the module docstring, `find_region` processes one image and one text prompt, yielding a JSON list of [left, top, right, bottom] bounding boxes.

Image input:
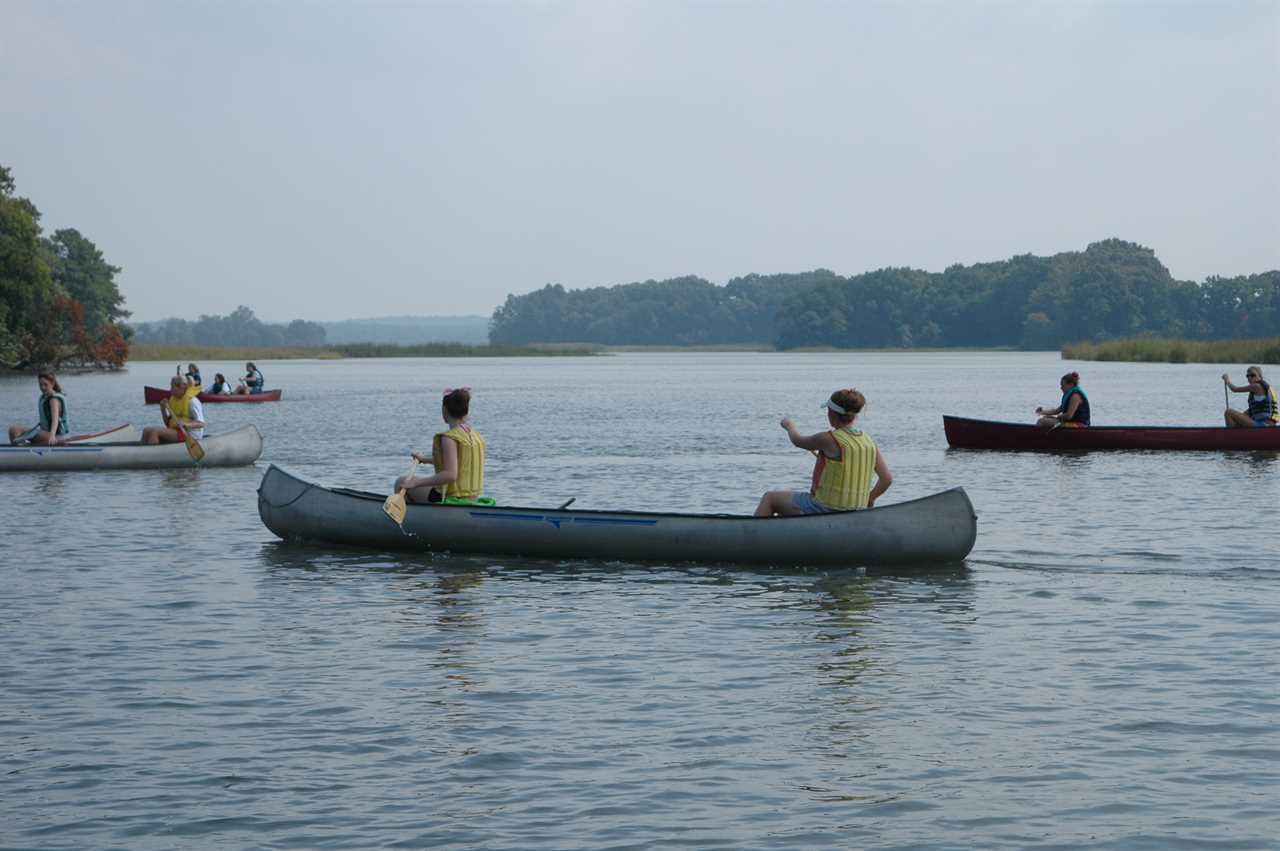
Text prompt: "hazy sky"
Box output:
[[3, 1, 1277, 322]]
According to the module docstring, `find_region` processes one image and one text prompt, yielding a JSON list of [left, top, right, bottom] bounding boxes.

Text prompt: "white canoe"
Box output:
[[0, 425, 263, 471], [258, 464, 978, 568], [63, 424, 142, 444]]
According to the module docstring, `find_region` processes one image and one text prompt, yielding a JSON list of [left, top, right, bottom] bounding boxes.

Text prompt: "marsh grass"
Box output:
[[1063, 337, 1280, 364]]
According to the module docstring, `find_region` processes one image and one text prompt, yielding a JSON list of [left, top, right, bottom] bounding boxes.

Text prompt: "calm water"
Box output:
[[2, 352, 1277, 850]]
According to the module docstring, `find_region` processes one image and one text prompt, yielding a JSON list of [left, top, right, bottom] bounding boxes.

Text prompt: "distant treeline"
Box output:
[[488, 240, 1280, 350], [1063, 336, 1280, 364], [128, 306, 327, 348], [323, 315, 489, 345], [130, 310, 496, 348], [333, 342, 597, 358], [127, 342, 595, 361]]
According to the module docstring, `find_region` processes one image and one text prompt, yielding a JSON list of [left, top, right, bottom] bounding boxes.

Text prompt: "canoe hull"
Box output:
[[63, 424, 142, 444], [944, 415, 1280, 451], [143, 386, 282, 404], [0, 425, 263, 471], [257, 465, 978, 567]]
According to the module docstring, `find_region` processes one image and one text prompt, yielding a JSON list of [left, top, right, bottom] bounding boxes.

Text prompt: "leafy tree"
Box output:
[[45, 228, 129, 329], [128, 305, 328, 347], [0, 165, 56, 364]]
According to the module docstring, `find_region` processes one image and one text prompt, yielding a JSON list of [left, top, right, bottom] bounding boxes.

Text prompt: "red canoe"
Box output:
[[943, 415, 1280, 451], [143, 386, 283, 404]]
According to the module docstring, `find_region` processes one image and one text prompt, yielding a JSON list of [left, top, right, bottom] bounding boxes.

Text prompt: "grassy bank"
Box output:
[[332, 342, 599, 357], [1063, 337, 1280, 364], [127, 342, 599, 362]]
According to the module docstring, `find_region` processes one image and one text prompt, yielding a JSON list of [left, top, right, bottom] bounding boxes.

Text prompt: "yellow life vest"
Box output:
[[432, 426, 485, 499], [164, 392, 191, 427], [811, 428, 878, 511]]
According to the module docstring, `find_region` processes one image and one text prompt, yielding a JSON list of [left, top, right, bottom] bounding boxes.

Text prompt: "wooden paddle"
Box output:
[[383, 458, 420, 525], [162, 399, 205, 462]]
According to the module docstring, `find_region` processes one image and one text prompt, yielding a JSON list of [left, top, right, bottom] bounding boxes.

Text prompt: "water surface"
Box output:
[[1, 352, 1276, 849]]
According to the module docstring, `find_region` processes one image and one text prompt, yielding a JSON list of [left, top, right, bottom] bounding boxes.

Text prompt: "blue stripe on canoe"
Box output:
[[0, 446, 104, 453]]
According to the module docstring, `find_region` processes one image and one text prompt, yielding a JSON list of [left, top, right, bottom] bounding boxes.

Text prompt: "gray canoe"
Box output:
[[0, 425, 263, 471], [257, 464, 978, 567]]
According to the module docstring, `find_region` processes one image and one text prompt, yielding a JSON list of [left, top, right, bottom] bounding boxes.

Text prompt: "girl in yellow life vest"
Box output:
[[395, 387, 487, 504], [755, 388, 892, 517]]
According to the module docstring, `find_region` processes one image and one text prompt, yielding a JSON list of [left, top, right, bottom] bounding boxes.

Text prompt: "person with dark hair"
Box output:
[[1036, 371, 1090, 428], [180, 362, 202, 388], [1223, 366, 1279, 428], [394, 387, 488, 505], [8, 373, 69, 445], [208, 373, 234, 395], [755, 388, 892, 516], [236, 362, 264, 395]]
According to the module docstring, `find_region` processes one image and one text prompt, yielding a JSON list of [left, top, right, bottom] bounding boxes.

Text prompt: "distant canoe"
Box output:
[[143, 386, 282, 404], [943, 415, 1280, 451], [257, 465, 978, 567], [0, 425, 263, 471]]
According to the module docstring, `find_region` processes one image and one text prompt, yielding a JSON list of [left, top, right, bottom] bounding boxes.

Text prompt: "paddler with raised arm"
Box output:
[[755, 388, 892, 516]]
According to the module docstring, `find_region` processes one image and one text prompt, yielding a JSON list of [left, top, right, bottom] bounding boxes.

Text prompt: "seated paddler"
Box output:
[[8, 372, 69, 446], [1036, 371, 1090, 429], [142, 375, 206, 445], [755, 388, 892, 517], [1223, 367, 1279, 428], [394, 387, 488, 505]]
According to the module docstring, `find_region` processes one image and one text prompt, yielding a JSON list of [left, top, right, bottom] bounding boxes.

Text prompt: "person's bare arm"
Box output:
[[46, 398, 62, 445], [781, 418, 838, 457], [412, 438, 459, 488], [867, 450, 893, 508]]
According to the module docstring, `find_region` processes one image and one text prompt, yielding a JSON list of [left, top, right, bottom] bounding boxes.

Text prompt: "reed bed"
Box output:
[[1063, 337, 1280, 364], [128, 344, 343, 361]]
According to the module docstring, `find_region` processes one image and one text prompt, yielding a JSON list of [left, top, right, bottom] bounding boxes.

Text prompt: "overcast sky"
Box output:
[[3, 1, 1277, 322]]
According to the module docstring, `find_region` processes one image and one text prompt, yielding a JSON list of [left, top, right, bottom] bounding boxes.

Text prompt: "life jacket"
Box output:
[[247, 369, 264, 391], [1247, 379, 1279, 424], [432, 425, 485, 499], [1060, 386, 1090, 425], [164, 391, 192, 428], [39, 392, 69, 435], [186, 371, 202, 388], [811, 428, 878, 511]]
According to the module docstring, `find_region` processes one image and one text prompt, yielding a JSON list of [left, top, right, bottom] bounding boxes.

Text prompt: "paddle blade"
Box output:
[[383, 490, 408, 525], [185, 434, 205, 462]]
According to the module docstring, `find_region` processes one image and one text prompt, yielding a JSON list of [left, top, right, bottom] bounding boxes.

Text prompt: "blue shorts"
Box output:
[[1251, 418, 1276, 428], [790, 491, 836, 515]]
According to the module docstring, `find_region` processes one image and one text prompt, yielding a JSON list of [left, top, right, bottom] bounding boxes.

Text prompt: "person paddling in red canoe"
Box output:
[[1223, 367, 1279, 428], [1036, 371, 1090, 429]]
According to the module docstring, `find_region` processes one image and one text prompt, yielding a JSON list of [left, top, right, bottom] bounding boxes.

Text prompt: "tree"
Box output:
[[45, 228, 128, 329], [0, 165, 56, 365]]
